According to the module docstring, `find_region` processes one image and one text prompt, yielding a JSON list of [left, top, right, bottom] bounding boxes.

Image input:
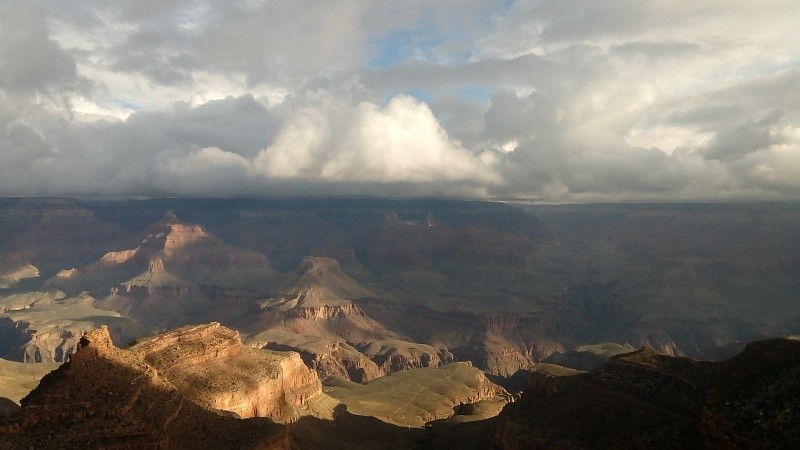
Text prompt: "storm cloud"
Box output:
[[0, 1, 798, 200]]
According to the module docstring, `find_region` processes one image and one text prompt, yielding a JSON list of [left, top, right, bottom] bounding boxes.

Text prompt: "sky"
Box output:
[[0, 0, 798, 201]]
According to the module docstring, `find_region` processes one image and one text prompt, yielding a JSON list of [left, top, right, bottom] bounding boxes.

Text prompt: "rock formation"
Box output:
[[0, 291, 148, 363], [0, 323, 516, 449], [250, 257, 451, 381], [45, 212, 276, 309], [128, 322, 321, 422], [2, 198, 799, 400], [323, 362, 510, 428], [495, 338, 800, 449], [256, 332, 384, 383], [0, 325, 290, 449]]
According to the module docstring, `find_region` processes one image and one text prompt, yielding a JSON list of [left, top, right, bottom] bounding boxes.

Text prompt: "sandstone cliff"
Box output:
[[128, 322, 322, 422], [252, 257, 450, 381], [253, 331, 384, 383], [0, 325, 290, 449]]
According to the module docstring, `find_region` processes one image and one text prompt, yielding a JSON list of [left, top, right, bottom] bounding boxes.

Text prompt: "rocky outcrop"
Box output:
[[121, 257, 199, 299], [97, 248, 140, 266], [521, 364, 583, 397], [0, 324, 290, 449], [20, 329, 82, 363], [282, 300, 364, 321], [360, 300, 566, 377], [495, 339, 800, 449], [359, 340, 452, 373], [45, 212, 276, 306], [263, 338, 384, 383], [129, 323, 322, 422]]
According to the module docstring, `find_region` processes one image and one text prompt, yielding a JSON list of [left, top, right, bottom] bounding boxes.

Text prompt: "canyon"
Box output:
[[0, 198, 798, 447], [0, 322, 508, 449], [2, 323, 798, 449]]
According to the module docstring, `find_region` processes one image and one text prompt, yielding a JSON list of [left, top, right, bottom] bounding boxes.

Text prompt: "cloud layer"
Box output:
[[0, 1, 798, 200]]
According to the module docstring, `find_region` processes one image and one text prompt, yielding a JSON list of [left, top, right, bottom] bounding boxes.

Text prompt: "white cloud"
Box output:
[[256, 93, 502, 187]]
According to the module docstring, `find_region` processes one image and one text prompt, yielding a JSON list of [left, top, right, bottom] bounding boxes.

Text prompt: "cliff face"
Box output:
[[360, 301, 566, 377], [258, 336, 384, 383], [0, 325, 290, 449], [284, 301, 364, 321], [129, 323, 321, 422]]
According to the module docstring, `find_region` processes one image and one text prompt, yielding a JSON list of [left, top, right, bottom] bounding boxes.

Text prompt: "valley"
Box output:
[[0, 198, 798, 448]]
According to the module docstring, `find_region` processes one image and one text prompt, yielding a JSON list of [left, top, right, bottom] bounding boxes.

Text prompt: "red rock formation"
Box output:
[[129, 323, 322, 423], [0, 324, 290, 449]]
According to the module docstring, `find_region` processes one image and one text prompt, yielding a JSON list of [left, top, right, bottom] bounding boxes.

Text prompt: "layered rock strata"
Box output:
[[128, 322, 321, 422], [0, 325, 290, 449]]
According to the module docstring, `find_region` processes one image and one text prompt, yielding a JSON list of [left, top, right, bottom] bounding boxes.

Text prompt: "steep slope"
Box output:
[[128, 322, 321, 422], [0, 324, 515, 450], [0, 326, 290, 449], [495, 338, 800, 449], [248, 257, 449, 381]]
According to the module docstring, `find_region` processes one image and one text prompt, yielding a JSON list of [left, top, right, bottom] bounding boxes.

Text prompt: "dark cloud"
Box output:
[[0, 3, 78, 92], [702, 122, 772, 162]]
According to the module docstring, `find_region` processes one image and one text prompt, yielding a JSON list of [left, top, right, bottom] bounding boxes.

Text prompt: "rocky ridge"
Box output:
[[0, 325, 290, 449], [128, 322, 321, 422], [495, 338, 800, 449]]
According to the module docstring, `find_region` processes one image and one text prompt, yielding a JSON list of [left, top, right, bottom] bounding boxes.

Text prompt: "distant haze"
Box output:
[[0, 1, 798, 201]]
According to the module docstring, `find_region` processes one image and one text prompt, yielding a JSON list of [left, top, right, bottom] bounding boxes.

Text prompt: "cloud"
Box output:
[[0, 3, 78, 93], [154, 146, 252, 195], [256, 94, 500, 186], [0, 1, 797, 201]]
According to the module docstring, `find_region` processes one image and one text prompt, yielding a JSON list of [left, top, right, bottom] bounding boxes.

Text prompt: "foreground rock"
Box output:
[[496, 338, 800, 449], [129, 322, 321, 422], [0, 323, 513, 449], [0, 325, 290, 449]]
